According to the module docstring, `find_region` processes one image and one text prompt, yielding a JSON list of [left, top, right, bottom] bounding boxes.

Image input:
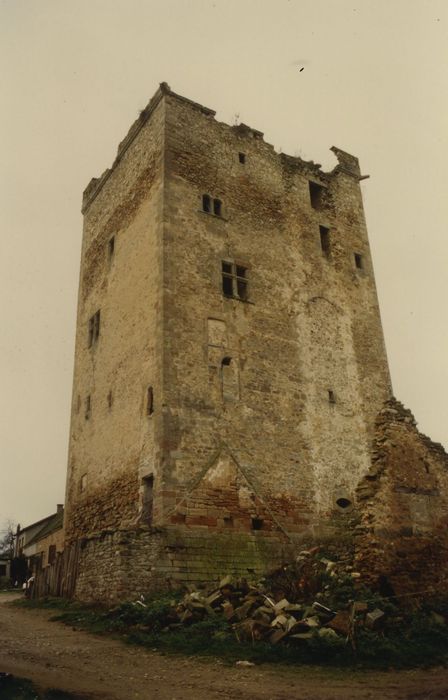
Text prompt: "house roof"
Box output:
[[25, 509, 64, 547], [19, 514, 54, 536]]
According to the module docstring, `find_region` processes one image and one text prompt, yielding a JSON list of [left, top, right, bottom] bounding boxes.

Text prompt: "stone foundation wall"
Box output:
[[73, 526, 297, 603]]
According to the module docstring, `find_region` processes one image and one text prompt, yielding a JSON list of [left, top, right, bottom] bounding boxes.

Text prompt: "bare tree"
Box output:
[[0, 519, 16, 558]]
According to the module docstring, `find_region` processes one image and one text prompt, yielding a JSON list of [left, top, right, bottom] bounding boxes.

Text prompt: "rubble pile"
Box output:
[[138, 548, 390, 647]]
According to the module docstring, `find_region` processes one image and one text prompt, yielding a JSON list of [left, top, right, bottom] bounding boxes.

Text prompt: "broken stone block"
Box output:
[[271, 613, 289, 628], [326, 611, 351, 636], [205, 590, 223, 606], [352, 601, 368, 613], [302, 615, 320, 628], [269, 628, 289, 644], [366, 608, 385, 629], [318, 627, 341, 641], [284, 603, 303, 614], [231, 600, 254, 621], [219, 575, 233, 588], [273, 598, 290, 614]]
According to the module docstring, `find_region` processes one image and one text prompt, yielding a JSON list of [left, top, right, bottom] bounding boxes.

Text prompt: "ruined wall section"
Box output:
[[65, 93, 166, 542], [355, 399, 448, 596], [159, 91, 391, 529]]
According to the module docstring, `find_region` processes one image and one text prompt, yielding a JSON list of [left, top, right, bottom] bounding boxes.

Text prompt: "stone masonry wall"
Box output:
[[159, 87, 391, 536], [65, 87, 166, 541], [64, 84, 399, 601], [355, 398, 448, 596]]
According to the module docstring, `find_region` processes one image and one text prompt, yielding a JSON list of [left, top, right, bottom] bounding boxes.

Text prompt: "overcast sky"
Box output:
[[1, 0, 447, 528]]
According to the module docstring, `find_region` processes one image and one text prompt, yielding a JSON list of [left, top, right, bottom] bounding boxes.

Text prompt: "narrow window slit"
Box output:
[[147, 386, 154, 416], [202, 194, 211, 213], [354, 253, 364, 269], [319, 226, 330, 257], [108, 236, 115, 260]]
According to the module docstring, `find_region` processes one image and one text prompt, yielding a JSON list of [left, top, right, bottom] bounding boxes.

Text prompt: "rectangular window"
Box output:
[[328, 390, 336, 404], [202, 194, 211, 213], [354, 253, 364, 270], [238, 152, 246, 164], [88, 310, 100, 347], [213, 199, 222, 217], [319, 226, 330, 257], [309, 181, 325, 210], [0, 564, 6, 576], [221, 262, 248, 300]]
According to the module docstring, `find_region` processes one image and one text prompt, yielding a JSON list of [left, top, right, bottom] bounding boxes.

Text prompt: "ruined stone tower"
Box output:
[[64, 83, 394, 600]]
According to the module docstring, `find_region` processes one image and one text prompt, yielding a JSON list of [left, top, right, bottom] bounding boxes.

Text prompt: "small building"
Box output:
[[0, 558, 11, 583], [15, 505, 64, 573]]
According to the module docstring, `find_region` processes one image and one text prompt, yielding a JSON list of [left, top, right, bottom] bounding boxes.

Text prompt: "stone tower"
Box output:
[[64, 83, 393, 600]]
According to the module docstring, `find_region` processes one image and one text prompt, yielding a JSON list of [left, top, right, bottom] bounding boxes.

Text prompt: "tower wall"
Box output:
[[62, 85, 395, 599], [64, 92, 166, 542], [159, 91, 391, 535]]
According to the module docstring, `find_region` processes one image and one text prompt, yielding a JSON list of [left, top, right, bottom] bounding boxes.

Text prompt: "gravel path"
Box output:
[[1, 596, 447, 699]]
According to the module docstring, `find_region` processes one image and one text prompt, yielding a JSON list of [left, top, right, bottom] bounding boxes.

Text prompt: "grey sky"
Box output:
[[1, 0, 447, 527]]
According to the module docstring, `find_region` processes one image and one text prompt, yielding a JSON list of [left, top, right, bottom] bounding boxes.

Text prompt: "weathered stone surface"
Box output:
[[59, 83, 446, 602]]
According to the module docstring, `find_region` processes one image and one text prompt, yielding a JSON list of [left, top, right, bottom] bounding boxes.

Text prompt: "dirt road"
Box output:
[[1, 595, 447, 700]]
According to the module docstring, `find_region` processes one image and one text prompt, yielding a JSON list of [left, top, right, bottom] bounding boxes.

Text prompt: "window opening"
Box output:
[[202, 194, 211, 213], [48, 545, 56, 565], [223, 516, 234, 528], [147, 386, 154, 416], [85, 395, 91, 420], [354, 253, 364, 270], [221, 357, 239, 401], [108, 236, 115, 261], [251, 517, 264, 530], [328, 390, 336, 404], [213, 199, 222, 216], [309, 181, 325, 210], [238, 152, 246, 164], [319, 226, 330, 257], [107, 391, 113, 409], [221, 261, 248, 300], [88, 310, 100, 347], [141, 475, 154, 523]]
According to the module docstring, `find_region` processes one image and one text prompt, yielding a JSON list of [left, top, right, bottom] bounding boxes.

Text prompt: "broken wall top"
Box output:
[[82, 82, 366, 214]]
